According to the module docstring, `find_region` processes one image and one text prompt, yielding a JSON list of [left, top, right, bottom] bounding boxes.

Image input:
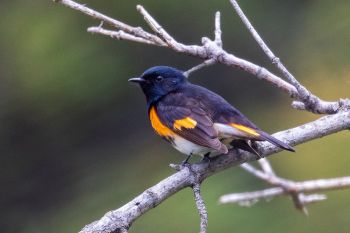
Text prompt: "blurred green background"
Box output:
[[1, 0, 349, 232]]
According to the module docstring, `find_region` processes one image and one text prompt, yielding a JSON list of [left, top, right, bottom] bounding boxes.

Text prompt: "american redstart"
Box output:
[[129, 66, 294, 162]]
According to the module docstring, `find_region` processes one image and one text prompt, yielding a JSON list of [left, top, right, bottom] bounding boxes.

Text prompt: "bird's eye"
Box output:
[[155, 76, 163, 82]]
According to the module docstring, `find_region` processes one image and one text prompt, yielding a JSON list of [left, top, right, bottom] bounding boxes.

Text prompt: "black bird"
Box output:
[[129, 66, 294, 162]]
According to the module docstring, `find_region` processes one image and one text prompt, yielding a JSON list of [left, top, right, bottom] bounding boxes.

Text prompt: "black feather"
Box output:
[[230, 140, 262, 157], [257, 131, 295, 152]]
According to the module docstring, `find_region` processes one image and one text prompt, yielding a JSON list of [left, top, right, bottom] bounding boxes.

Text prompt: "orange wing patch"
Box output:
[[149, 106, 174, 137], [173, 117, 197, 130], [230, 123, 260, 136]]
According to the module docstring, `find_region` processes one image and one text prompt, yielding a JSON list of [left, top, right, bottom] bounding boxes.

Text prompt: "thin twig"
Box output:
[[88, 26, 162, 46], [136, 5, 179, 49], [183, 11, 221, 78], [240, 163, 291, 187], [184, 59, 216, 78], [193, 183, 208, 233], [258, 158, 276, 176], [53, 0, 165, 46], [229, 0, 348, 114], [214, 11, 222, 47], [298, 193, 327, 205], [219, 176, 350, 204], [228, 0, 309, 97], [241, 163, 309, 214], [256, 159, 308, 213]]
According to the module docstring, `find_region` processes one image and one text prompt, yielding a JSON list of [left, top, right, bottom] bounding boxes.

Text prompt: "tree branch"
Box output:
[[79, 110, 350, 233], [214, 11, 223, 47], [240, 163, 311, 214], [54, 0, 301, 100], [136, 5, 179, 49], [184, 59, 216, 78], [219, 176, 350, 205], [55, 0, 350, 114], [53, 0, 165, 46], [183, 12, 222, 78], [88, 26, 160, 46], [257, 158, 276, 176], [229, 0, 350, 114], [193, 183, 208, 233]]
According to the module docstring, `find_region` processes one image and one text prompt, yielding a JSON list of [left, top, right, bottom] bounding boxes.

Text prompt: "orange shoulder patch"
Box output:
[[149, 106, 174, 137], [230, 123, 260, 136], [173, 117, 197, 131]]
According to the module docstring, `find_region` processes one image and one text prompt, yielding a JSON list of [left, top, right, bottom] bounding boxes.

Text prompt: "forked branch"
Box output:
[[55, 0, 349, 114], [219, 175, 350, 205]]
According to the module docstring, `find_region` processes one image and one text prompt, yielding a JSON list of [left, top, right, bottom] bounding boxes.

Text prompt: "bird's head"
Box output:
[[129, 66, 187, 105]]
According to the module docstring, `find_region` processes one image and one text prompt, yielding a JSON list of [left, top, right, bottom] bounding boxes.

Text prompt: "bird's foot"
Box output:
[[170, 154, 193, 171], [181, 154, 192, 166], [250, 141, 263, 160], [201, 152, 211, 163], [200, 152, 212, 169]]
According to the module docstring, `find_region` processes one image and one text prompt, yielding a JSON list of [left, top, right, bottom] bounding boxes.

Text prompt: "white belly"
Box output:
[[171, 134, 212, 156]]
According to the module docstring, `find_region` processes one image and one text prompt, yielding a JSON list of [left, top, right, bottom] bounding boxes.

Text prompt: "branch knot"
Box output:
[[271, 57, 280, 64]]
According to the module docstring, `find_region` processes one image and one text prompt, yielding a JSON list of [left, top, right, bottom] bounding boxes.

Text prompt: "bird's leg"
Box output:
[[248, 140, 262, 159], [181, 153, 192, 166], [231, 139, 262, 159], [201, 152, 211, 163]]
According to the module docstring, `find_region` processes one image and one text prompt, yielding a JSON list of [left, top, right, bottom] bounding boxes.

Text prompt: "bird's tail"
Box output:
[[258, 131, 295, 152]]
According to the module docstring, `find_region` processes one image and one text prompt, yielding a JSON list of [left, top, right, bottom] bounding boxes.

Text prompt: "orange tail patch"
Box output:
[[230, 123, 260, 136], [173, 117, 197, 130]]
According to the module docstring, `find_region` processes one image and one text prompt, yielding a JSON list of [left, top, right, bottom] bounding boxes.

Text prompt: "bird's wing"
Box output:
[[213, 108, 294, 152], [174, 83, 294, 152], [214, 108, 269, 140], [179, 84, 262, 140], [154, 99, 228, 154]]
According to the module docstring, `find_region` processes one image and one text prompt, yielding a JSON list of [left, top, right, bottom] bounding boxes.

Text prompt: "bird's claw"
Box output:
[[201, 152, 211, 163]]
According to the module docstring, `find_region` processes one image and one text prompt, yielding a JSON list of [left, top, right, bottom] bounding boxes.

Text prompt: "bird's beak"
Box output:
[[128, 77, 145, 83]]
